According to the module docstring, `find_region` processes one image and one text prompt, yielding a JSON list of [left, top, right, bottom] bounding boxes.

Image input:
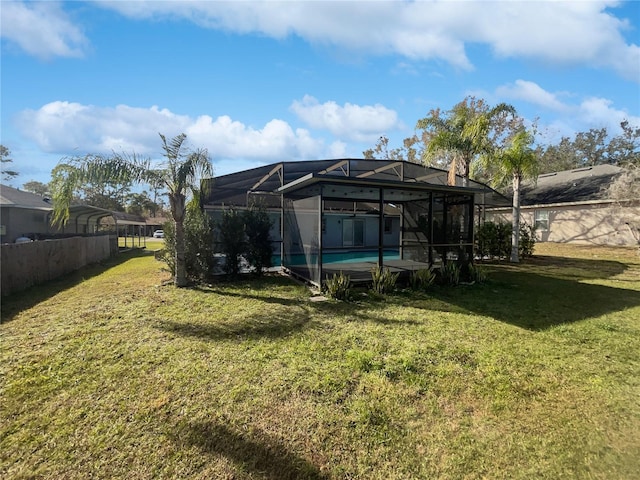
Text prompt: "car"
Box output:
[[153, 229, 164, 238]]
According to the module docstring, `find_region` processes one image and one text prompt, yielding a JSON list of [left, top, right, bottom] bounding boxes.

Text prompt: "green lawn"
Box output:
[[1, 243, 639, 479]]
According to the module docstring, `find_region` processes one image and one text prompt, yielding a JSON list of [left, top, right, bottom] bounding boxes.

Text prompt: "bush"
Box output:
[[324, 271, 352, 301], [468, 263, 488, 283], [370, 266, 399, 295], [441, 262, 461, 286], [162, 201, 217, 282], [217, 208, 246, 276], [244, 203, 273, 275], [519, 223, 537, 259], [496, 223, 513, 258], [476, 221, 510, 259], [410, 268, 436, 291], [476, 221, 536, 260]]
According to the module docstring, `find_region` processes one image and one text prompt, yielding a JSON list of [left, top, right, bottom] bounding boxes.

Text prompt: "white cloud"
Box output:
[[577, 97, 640, 131], [495, 80, 640, 139], [496, 80, 569, 112], [185, 114, 324, 160], [290, 95, 400, 142], [16, 101, 327, 164], [0, 1, 88, 59], [97, 0, 639, 80]]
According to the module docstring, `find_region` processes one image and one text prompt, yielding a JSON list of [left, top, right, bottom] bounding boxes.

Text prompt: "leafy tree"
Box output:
[[50, 133, 213, 287], [125, 191, 160, 216], [480, 129, 539, 263], [608, 120, 640, 167], [536, 121, 639, 174], [535, 137, 581, 174], [1, 145, 19, 182], [77, 178, 131, 211], [217, 207, 246, 276], [244, 203, 273, 275], [363, 135, 419, 162], [162, 193, 217, 282], [23, 180, 50, 197], [416, 97, 519, 187], [573, 128, 608, 167]]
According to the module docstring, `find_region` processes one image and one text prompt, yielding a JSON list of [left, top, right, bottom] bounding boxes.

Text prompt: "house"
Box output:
[[201, 159, 508, 286], [0, 184, 150, 245], [487, 165, 640, 246], [0, 184, 57, 243]]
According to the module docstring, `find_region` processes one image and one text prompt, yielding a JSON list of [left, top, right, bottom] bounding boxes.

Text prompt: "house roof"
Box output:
[[0, 184, 53, 210], [202, 158, 509, 207], [520, 164, 624, 206]]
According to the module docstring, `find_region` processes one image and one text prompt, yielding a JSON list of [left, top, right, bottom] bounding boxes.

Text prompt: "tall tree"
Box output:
[[608, 120, 640, 167], [481, 129, 539, 263], [22, 180, 51, 197], [50, 133, 213, 287], [363, 135, 419, 163], [573, 128, 609, 167], [1, 145, 19, 182], [536, 121, 640, 174], [125, 191, 159, 216], [77, 178, 131, 211], [536, 136, 581, 174], [416, 97, 519, 187]]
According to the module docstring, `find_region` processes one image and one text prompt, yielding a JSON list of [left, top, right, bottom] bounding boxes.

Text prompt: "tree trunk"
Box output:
[[170, 193, 188, 287], [510, 174, 521, 263], [461, 155, 470, 188]]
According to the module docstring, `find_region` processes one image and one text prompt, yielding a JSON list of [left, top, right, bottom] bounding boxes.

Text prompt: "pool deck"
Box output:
[[323, 259, 432, 283]]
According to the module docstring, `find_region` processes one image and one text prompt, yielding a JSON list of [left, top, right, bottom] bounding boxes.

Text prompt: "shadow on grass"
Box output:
[[0, 249, 154, 324], [192, 285, 303, 307], [308, 297, 422, 326], [423, 256, 640, 330], [155, 307, 314, 341], [179, 421, 327, 480]]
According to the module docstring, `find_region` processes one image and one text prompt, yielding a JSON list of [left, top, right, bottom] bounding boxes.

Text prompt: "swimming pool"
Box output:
[[274, 249, 400, 266]]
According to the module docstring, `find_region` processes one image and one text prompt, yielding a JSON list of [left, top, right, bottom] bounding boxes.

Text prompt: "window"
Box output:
[[534, 210, 549, 231]]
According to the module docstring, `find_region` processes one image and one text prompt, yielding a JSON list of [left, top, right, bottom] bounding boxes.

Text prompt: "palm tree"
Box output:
[[481, 128, 539, 263], [51, 133, 213, 287], [417, 98, 517, 187]]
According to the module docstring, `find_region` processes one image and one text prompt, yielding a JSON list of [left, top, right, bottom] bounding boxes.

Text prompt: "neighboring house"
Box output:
[[487, 165, 640, 246], [0, 184, 150, 244], [201, 158, 508, 286], [0, 184, 56, 243]]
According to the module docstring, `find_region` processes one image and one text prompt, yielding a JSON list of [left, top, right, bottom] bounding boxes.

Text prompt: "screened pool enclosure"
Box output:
[[202, 159, 507, 286]]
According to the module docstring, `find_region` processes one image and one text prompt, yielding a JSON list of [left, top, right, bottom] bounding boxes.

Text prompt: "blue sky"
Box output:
[[1, 0, 639, 187]]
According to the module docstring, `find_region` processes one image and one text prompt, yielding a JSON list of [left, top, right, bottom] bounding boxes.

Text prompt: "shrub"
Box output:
[[370, 266, 399, 295], [410, 268, 436, 291], [495, 223, 513, 258], [162, 201, 217, 282], [217, 207, 246, 276], [475, 221, 510, 259], [244, 203, 273, 275], [468, 263, 488, 283], [324, 271, 352, 301], [441, 262, 461, 286], [519, 223, 537, 259], [476, 221, 535, 260], [475, 221, 494, 259]]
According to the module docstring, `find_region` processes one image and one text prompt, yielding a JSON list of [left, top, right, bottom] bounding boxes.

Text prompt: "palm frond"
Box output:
[[50, 152, 151, 227]]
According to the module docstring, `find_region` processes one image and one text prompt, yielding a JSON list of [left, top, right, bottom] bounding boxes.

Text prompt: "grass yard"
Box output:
[[1, 243, 639, 479]]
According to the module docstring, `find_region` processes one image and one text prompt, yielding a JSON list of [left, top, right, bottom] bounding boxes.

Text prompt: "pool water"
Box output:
[[273, 249, 400, 266]]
